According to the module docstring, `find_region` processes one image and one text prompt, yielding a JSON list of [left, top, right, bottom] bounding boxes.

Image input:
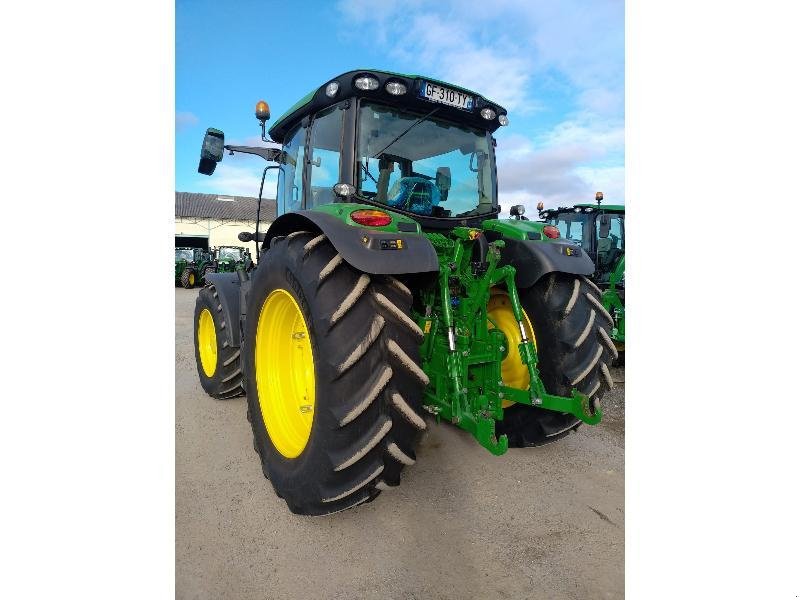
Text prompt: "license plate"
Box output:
[[419, 81, 474, 110]]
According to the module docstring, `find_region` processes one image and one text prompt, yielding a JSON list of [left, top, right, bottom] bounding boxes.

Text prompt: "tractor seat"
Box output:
[[387, 177, 440, 216]]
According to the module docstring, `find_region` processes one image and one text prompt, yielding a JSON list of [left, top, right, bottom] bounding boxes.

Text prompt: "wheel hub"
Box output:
[[255, 289, 316, 458], [197, 308, 217, 377], [487, 292, 537, 403]]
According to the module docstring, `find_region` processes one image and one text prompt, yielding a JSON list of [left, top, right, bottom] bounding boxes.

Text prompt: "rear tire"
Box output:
[[193, 283, 244, 399], [243, 231, 428, 515], [497, 273, 617, 447], [181, 268, 196, 289]]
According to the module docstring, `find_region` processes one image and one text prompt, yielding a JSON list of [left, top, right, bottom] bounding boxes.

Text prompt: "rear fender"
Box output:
[[482, 219, 594, 288], [263, 208, 439, 275]]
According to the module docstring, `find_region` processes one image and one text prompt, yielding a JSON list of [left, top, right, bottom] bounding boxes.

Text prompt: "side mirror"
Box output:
[[599, 214, 611, 238], [198, 128, 225, 175], [238, 231, 267, 243], [436, 167, 451, 202]]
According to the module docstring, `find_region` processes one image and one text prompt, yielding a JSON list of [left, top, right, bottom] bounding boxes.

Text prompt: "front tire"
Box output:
[[243, 231, 428, 515], [497, 273, 617, 447], [193, 283, 244, 399]]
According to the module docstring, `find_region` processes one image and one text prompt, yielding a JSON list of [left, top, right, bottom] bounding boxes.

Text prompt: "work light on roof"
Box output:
[[325, 81, 339, 98], [355, 75, 379, 91], [480, 108, 496, 120], [385, 81, 407, 96], [498, 114, 509, 126]]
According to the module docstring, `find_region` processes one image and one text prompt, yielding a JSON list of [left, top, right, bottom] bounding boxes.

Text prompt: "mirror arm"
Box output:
[[224, 145, 283, 163], [254, 165, 284, 261]]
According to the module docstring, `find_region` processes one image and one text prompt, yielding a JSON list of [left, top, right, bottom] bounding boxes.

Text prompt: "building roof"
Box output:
[[175, 192, 277, 222]]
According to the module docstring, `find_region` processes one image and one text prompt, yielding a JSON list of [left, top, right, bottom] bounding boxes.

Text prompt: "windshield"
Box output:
[[356, 101, 496, 218], [546, 213, 591, 247], [218, 247, 242, 261], [175, 248, 194, 261]]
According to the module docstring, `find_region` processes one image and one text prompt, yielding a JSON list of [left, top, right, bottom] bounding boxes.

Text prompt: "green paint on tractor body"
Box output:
[[412, 224, 601, 455]]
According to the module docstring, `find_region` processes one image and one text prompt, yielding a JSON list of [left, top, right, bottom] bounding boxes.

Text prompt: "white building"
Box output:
[[175, 192, 277, 257]]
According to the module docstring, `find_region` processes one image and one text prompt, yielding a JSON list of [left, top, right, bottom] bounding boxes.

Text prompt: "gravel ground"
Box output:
[[176, 287, 625, 599]]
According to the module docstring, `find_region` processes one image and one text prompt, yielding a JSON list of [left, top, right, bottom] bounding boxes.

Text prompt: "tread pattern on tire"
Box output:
[[193, 283, 244, 400], [497, 272, 616, 447], [245, 232, 428, 515], [181, 268, 196, 289]]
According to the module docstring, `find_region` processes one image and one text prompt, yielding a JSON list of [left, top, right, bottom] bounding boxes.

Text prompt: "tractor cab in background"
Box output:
[[538, 193, 624, 284], [211, 245, 253, 273]]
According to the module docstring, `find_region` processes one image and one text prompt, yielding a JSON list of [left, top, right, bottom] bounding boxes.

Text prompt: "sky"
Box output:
[[176, 0, 624, 212]]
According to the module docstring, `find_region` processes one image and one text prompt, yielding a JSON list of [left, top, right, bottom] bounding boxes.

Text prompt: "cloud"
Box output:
[[196, 163, 278, 198], [175, 111, 198, 132], [335, 0, 623, 115], [496, 120, 624, 211]]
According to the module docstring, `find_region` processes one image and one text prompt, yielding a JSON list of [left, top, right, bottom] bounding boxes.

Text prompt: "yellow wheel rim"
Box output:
[[188, 272, 195, 286], [255, 288, 316, 458], [487, 291, 537, 408], [197, 308, 218, 377]]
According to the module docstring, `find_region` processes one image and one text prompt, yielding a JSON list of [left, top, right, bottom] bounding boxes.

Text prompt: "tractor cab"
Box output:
[[216, 246, 244, 263], [539, 194, 625, 283], [175, 247, 199, 264], [212, 245, 252, 273], [198, 70, 508, 232]]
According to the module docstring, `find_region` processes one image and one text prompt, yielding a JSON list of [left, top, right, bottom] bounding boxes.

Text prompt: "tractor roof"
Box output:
[[539, 204, 625, 220], [574, 203, 625, 212], [268, 69, 508, 143]]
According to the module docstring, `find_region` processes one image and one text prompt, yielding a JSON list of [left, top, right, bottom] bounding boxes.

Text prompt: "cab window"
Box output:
[[596, 215, 624, 249], [308, 106, 343, 208], [278, 122, 307, 216]]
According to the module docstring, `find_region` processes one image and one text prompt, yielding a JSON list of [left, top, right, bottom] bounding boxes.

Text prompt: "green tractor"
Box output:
[[209, 245, 254, 274], [175, 247, 213, 289], [193, 70, 617, 515], [538, 194, 625, 361]]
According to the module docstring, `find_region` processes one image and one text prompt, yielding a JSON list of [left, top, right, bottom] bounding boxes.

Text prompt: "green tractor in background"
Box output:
[[175, 247, 214, 289], [538, 193, 625, 361], [209, 245, 254, 274], [193, 70, 617, 515]]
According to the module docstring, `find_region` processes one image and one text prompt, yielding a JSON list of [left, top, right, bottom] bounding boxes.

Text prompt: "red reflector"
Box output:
[[351, 209, 392, 227], [543, 225, 560, 239]]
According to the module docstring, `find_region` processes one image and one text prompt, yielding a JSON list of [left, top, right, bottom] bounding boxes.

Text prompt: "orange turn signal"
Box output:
[[255, 100, 270, 122]]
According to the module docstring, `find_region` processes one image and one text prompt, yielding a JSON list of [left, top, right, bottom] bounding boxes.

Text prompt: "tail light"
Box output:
[[543, 225, 560, 239], [351, 209, 392, 227]]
